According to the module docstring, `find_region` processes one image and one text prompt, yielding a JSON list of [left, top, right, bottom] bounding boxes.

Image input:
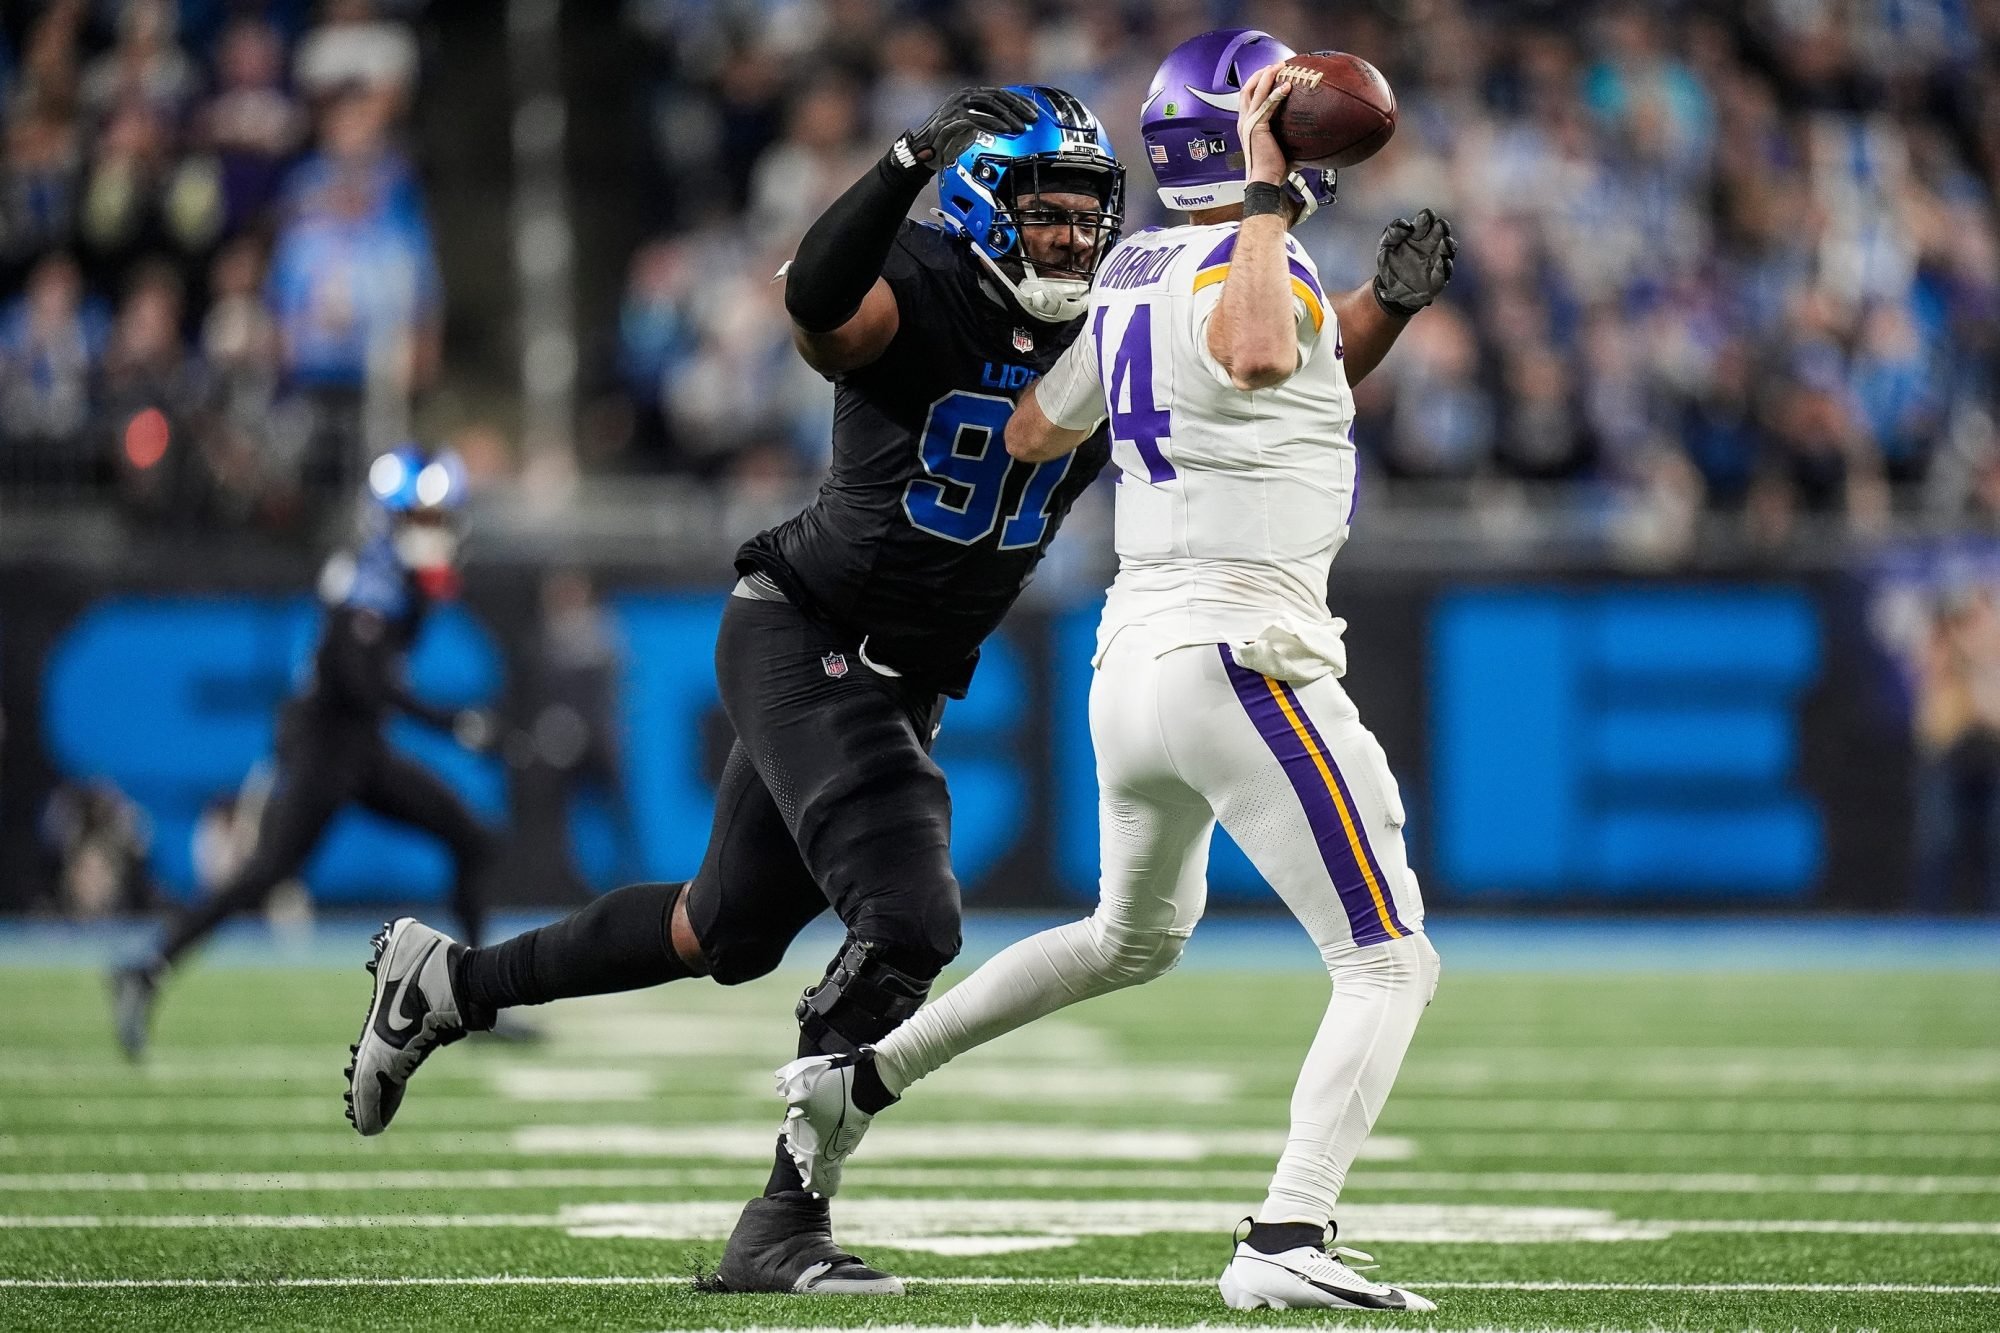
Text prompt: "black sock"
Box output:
[[850, 1050, 897, 1114], [458, 881, 691, 1016], [1245, 1221, 1325, 1254], [765, 1136, 807, 1196]]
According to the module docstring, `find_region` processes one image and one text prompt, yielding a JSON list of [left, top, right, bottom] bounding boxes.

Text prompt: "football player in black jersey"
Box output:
[[343, 86, 1124, 1294], [111, 447, 503, 1060]]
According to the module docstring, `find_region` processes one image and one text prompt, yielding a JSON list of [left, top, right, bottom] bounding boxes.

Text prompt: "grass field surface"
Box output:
[[1, 922, 1997, 1332]]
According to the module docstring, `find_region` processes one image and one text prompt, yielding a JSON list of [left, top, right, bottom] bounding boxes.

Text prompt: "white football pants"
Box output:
[[875, 635, 1441, 1223]]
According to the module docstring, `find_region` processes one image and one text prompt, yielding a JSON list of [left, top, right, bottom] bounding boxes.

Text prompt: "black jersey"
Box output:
[[738, 219, 1110, 695], [291, 541, 453, 731]]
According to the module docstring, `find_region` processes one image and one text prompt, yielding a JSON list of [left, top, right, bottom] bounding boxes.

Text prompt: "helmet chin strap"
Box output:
[[969, 245, 1090, 323], [1283, 171, 1326, 223]]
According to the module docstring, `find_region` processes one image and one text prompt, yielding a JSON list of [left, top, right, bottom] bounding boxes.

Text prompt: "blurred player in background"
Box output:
[[778, 30, 1455, 1313], [344, 86, 1125, 1294], [111, 445, 502, 1059]]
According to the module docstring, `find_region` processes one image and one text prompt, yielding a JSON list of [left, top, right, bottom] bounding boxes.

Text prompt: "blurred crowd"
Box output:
[[7, 1, 1999, 550], [0, 0, 437, 528], [608, 0, 2000, 548]]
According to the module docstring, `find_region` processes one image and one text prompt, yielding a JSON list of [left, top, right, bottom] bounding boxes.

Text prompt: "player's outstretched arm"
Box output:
[[1005, 384, 1094, 462], [1007, 329, 1106, 462], [786, 87, 1039, 375], [1206, 65, 1299, 391], [1337, 208, 1456, 385]]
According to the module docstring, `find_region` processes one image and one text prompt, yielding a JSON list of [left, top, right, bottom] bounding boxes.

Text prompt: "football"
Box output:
[[1269, 51, 1397, 169]]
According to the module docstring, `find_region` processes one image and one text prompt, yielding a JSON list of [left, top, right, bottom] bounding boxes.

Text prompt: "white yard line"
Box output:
[[1383, 1098, 2000, 1132], [11, 1095, 2000, 1137], [509, 1125, 1414, 1163], [1355, 1170, 2000, 1195], [0, 1125, 1413, 1164], [7, 1167, 2000, 1194], [12, 1122, 2000, 1164], [1411, 1131, 2000, 1160], [1, 1276, 1996, 1295], [2, 1203, 1998, 1250], [729, 1067, 1240, 1105]]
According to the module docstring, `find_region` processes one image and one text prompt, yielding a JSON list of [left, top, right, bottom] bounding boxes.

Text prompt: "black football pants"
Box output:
[[452, 591, 963, 1198], [684, 592, 961, 985], [154, 708, 498, 969], [459, 590, 964, 1010]]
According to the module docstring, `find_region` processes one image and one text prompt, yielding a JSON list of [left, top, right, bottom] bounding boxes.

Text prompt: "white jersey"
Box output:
[[869, 221, 1433, 1236], [1036, 221, 1356, 663]]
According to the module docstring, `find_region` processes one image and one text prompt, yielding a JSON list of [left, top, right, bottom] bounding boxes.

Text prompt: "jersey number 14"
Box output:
[[1095, 303, 1176, 483], [903, 390, 1074, 548]]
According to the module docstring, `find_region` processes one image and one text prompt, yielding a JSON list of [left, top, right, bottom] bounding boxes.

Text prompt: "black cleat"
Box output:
[[109, 966, 157, 1062], [704, 1193, 904, 1295], [344, 918, 479, 1135]]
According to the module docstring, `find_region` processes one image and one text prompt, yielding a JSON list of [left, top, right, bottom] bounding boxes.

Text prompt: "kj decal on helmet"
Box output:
[[935, 85, 1126, 323], [1142, 28, 1339, 220]]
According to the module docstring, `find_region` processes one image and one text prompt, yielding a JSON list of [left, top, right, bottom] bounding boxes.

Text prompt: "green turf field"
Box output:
[[2, 954, 1998, 1332]]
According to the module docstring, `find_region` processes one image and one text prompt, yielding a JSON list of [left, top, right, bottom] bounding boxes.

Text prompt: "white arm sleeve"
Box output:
[[1034, 332, 1108, 431]]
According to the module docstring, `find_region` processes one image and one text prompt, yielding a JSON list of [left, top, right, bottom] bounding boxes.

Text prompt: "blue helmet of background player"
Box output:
[[1142, 28, 1338, 219], [935, 85, 1125, 323], [363, 444, 468, 600]]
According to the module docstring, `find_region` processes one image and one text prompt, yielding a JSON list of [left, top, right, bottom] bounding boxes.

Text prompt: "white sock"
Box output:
[[1256, 931, 1440, 1224], [873, 911, 1188, 1095]]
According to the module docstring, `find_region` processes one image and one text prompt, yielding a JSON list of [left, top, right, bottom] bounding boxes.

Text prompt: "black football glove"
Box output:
[[1373, 208, 1457, 318], [893, 87, 1040, 170]]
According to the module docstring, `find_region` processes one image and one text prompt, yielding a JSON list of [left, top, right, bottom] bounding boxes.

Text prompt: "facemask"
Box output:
[[970, 248, 1092, 323], [394, 525, 460, 599]]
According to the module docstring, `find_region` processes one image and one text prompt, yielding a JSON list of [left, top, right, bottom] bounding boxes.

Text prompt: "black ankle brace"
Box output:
[[1245, 1220, 1325, 1255]]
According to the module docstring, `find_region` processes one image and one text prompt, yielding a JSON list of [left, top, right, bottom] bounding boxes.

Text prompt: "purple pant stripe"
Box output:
[[1218, 646, 1397, 946], [1271, 676, 1409, 939]]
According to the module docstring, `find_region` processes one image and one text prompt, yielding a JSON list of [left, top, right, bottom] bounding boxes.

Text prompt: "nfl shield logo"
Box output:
[[821, 652, 849, 679], [1012, 328, 1034, 353], [1189, 138, 1209, 162]]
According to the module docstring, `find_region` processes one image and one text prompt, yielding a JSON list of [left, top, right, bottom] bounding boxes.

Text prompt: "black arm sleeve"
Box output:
[[783, 148, 933, 333]]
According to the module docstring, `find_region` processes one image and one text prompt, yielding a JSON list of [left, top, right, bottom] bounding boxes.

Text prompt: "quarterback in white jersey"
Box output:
[[776, 29, 1457, 1313]]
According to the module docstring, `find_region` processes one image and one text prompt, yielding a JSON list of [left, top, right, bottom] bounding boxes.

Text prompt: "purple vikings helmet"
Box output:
[[1141, 28, 1339, 218]]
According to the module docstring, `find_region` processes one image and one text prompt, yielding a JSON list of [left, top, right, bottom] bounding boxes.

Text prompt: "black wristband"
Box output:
[[885, 133, 938, 179], [1242, 182, 1285, 218]]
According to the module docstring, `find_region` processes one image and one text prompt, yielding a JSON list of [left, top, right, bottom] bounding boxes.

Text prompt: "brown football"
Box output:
[[1269, 51, 1396, 169]]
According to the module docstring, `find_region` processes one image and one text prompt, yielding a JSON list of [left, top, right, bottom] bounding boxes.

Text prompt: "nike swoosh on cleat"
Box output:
[[1236, 1254, 1406, 1310], [381, 940, 439, 1036]]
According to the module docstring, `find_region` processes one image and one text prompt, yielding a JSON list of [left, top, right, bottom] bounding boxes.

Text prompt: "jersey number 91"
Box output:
[[903, 390, 1074, 549]]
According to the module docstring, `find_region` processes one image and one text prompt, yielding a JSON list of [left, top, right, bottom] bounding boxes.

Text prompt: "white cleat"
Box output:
[[1219, 1238, 1436, 1313], [775, 1049, 876, 1197], [344, 918, 475, 1136]]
